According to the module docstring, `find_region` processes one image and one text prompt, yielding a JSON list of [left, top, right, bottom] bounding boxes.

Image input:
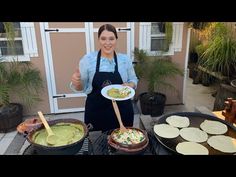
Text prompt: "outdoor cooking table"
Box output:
[[4, 130, 155, 155]]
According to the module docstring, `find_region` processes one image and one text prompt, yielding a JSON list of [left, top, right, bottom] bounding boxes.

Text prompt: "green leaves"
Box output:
[[0, 23, 44, 109], [147, 58, 183, 92], [0, 84, 10, 106], [0, 61, 44, 109], [133, 48, 183, 93], [199, 24, 236, 77]]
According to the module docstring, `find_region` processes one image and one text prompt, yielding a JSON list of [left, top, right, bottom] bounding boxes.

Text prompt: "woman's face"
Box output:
[[98, 30, 117, 57]]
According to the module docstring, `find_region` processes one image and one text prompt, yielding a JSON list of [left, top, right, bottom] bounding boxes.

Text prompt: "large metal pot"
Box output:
[[108, 127, 149, 155], [26, 119, 91, 155]]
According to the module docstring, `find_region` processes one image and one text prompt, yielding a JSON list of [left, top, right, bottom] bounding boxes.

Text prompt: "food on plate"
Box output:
[[207, 135, 236, 153], [176, 142, 209, 155], [200, 120, 228, 135], [107, 87, 131, 98], [112, 128, 145, 145], [166, 115, 190, 128], [179, 127, 208, 143], [154, 123, 179, 138], [32, 123, 84, 147]]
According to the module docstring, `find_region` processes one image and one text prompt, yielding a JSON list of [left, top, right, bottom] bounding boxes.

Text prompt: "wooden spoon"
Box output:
[[111, 100, 127, 132], [37, 111, 58, 145]]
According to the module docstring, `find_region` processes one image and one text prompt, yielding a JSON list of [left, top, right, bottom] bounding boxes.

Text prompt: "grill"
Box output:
[[22, 130, 161, 155], [147, 130, 174, 155], [92, 130, 154, 155]]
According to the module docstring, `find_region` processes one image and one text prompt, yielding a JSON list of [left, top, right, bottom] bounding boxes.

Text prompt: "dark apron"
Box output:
[[84, 50, 134, 132]]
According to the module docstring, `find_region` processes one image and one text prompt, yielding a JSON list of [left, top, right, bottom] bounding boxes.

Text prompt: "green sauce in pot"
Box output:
[[32, 123, 84, 147]]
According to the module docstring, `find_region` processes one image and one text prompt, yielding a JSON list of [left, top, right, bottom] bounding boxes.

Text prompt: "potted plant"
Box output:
[[0, 22, 44, 132], [134, 48, 183, 117], [198, 22, 236, 79], [194, 22, 236, 110]]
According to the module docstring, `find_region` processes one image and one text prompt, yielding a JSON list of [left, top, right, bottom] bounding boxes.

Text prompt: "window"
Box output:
[[139, 22, 184, 56], [0, 22, 38, 61], [0, 23, 24, 56], [150, 22, 167, 51]]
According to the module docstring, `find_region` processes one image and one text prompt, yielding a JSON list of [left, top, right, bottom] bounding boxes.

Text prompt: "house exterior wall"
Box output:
[[20, 22, 188, 116], [135, 23, 188, 105], [164, 23, 188, 104], [25, 22, 51, 115], [134, 22, 140, 49]]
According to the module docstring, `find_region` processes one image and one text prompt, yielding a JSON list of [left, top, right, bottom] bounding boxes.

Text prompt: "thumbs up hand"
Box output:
[[71, 68, 82, 90]]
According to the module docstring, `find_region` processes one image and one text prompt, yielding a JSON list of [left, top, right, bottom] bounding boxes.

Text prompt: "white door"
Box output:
[[41, 22, 134, 113]]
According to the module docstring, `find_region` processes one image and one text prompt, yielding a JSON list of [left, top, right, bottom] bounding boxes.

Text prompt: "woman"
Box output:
[[71, 24, 138, 132]]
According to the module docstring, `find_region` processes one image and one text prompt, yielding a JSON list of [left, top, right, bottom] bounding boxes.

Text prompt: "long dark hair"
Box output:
[[98, 24, 118, 39]]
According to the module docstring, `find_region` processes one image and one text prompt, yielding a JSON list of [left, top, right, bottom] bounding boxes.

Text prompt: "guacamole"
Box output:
[[32, 123, 84, 147]]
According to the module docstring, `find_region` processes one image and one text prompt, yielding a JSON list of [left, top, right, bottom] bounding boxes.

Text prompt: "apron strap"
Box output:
[[114, 51, 118, 72], [96, 50, 102, 72]]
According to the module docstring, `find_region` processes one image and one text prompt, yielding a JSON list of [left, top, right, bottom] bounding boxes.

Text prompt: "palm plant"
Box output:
[[0, 59, 44, 109], [134, 47, 183, 116], [198, 22, 236, 78], [0, 22, 44, 132], [0, 22, 44, 109], [134, 47, 183, 93]]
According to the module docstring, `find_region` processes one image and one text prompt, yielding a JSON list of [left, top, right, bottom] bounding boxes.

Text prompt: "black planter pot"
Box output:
[[0, 103, 23, 133], [139, 92, 166, 117], [189, 52, 198, 63]]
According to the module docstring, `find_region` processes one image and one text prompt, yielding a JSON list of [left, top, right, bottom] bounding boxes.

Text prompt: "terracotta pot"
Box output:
[[17, 117, 42, 134], [108, 127, 149, 155]]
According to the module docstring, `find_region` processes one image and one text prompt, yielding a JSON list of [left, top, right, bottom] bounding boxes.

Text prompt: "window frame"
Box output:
[[139, 22, 184, 56], [0, 22, 38, 62]]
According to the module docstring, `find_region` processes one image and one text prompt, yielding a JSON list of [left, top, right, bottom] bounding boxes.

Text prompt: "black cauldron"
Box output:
[[26, 119, 92, 155]]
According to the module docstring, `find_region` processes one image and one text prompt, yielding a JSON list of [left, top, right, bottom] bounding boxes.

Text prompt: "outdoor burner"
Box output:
[[23, 138, 93, 155]]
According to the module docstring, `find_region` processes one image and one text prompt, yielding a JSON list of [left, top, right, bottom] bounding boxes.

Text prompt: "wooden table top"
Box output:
[[212, 111, 236, 127]]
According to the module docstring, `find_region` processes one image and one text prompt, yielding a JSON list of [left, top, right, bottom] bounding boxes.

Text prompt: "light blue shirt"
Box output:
[[73, 51, 138, 94]]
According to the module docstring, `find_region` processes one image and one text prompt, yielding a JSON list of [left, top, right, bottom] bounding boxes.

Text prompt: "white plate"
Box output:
[[101, 84, 135, 101]]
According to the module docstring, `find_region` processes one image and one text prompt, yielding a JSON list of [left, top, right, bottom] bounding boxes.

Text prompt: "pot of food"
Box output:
[[26, 119, 92, 155], [108, 127, 149, 155]]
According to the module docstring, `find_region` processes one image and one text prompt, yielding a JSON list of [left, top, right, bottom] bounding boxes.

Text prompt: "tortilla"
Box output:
[[166, 115, 190, 128], [180, 127, 208, 143], [200, 120, 228, 135], [154, 124, 179, 138], [176, 142, 209, 155], [207, 135, 236, 153]]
